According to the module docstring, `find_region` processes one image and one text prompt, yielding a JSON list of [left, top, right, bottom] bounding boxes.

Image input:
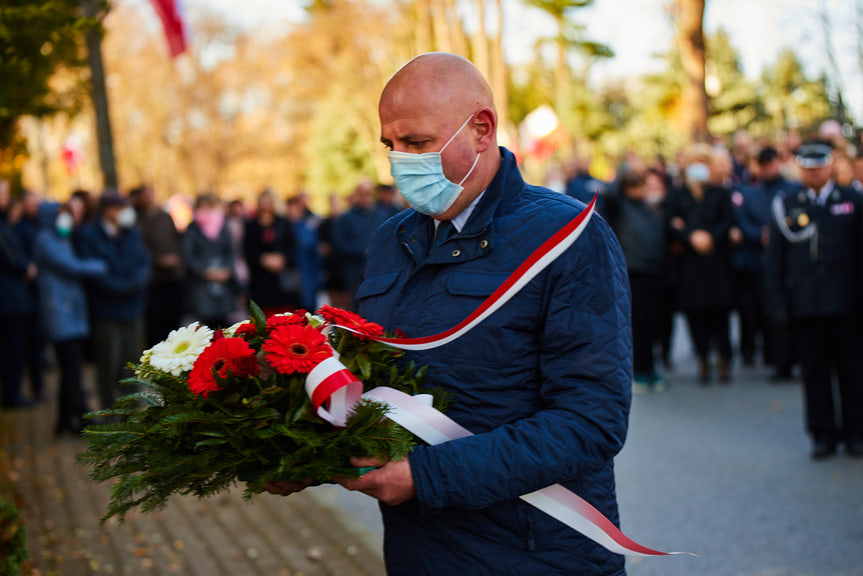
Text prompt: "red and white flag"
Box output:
[[149, 0, 189, 58]]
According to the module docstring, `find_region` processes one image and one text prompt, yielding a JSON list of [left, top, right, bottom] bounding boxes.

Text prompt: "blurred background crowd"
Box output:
[[2, 0, 863, 438], [1, 120, 861, 435]]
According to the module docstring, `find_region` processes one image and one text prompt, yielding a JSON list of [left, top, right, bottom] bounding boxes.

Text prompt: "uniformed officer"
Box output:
[[765, 143, 863, 459]]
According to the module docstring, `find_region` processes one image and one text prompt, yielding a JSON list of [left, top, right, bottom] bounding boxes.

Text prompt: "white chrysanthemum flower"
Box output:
[[223, 320, 249, 338], [146, 322, 214, 376], [305, 312, 325, 328]]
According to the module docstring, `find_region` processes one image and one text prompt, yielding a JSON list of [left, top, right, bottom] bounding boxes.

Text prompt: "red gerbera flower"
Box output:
[[266, 312, 307, 331], [234, 322, 257, 339], [188, 338, 260, 397], [317, 305, 384, 340], [263, 324, 333, 375]]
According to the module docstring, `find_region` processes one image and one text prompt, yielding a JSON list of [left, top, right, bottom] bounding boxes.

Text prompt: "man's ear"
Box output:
[[472, 108, 497, 153]]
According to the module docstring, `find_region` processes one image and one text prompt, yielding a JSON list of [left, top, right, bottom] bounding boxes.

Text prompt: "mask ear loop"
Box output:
[[458, 152, 481, 186], [439, 113, 476, 154], [440, 113, 480, 187]]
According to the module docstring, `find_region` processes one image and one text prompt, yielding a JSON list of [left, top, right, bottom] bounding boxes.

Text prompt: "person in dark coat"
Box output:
[[76, 190, 150, 410], [765, 143, 863, 459], [130, 185, 184, 347], [12, 190, 46, 401], [318, 194, 351, 310], [565, 153, 607, 215], [181, 193, 236, 328], [286, 194, 322, 312], [667, 145, 735, 383], [332, 181, 389, 310], [263, 53, 632, 576], [605, 169, 668, 393], [0, 213, 38, 408], [738, 147, 796, 380], [34, 200, 107, 434], [243, 189, 299, 316]]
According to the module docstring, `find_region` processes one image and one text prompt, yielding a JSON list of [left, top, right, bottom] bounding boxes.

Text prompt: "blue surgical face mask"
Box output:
[[685, 162, 710, 184], [55, 212, 73, 239], [387, 114, 480, 217]]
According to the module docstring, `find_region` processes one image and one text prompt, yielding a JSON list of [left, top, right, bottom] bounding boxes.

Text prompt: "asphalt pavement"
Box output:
[[312, 314, 863, 576]]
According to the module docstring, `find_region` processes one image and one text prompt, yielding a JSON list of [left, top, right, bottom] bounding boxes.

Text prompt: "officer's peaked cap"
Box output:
[[795, 143, 833, 169]]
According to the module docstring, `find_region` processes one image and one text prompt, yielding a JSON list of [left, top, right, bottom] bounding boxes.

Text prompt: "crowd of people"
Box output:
[[564, 123, 863, 458], [1, 120, 861, 456], [0, 178, 401, 436]]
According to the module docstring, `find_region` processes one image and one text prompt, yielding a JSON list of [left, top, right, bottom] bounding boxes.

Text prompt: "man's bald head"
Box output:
[[379, 53, 501, 220], [381, 53, 495, 120]]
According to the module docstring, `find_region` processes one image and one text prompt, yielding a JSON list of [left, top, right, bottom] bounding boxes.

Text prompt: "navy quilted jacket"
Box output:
[[357, 148, 632, 576]]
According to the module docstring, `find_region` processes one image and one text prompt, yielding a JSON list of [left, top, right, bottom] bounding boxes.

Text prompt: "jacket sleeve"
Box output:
[[736, 191, 765, 244], [76, 228, 132, 294], [707, 189, 734, 243], [34, 233, 108, 279], [764, 195, 788, 321], [182, 225, 209, 279], [408, 219, 632, 510], [0, 222, 29, 275], [128, 228, 152, 290]]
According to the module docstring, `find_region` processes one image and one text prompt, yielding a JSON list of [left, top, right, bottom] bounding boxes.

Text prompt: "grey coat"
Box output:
[[181, 222, 236, 323]]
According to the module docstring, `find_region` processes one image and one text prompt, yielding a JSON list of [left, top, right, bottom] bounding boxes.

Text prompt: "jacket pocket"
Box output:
[[355, 271, 400, 299], [444, 270, 509, 298]]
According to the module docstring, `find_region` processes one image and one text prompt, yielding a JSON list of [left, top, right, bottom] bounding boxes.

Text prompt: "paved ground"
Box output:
[[3, 316, 862, 575], [0, 367, 385, 576]]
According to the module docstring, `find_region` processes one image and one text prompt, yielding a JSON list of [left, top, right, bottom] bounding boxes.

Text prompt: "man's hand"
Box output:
[[156, 253, 181, 270], [204, 267, 231, 283], [260, 252, 285, 273], [336, 456, 416, 506], [257, 479, 312, 497], [728, 226, 743, 245], [689, 229, 714, 254]]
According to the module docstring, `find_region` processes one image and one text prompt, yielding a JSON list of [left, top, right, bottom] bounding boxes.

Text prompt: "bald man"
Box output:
[[275, 53, 632, 575]]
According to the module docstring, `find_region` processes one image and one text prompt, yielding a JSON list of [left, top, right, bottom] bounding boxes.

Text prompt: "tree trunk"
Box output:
[[471, 0, 490, 79], [445, 0, 468, 57], [431, 0, 451, 52], [675, 0, 709, 142], [491, 0, 509, 140], [553, 15, 569, 118], [414, 0, 433, 54], [82, 0, 118, 190]]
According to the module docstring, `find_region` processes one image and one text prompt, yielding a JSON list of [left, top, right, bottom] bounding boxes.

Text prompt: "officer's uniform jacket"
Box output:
[[765, 180, 863, 320]]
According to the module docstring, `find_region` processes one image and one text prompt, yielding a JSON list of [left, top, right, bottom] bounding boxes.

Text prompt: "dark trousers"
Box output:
[[685, 308, 732, 362], [735, 269, 769, 364], [769, 318, 795, 373], [93, 317, 144, 410], [655, 283, 676, 367], [0, 315, 28, 407], [793, 316, 863, 442], [145, 279, 185, 348], [54, 338, 88, 432], [629, 271, 661, 376]]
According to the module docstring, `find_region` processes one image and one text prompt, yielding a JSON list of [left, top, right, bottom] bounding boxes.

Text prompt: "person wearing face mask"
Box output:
[[604, 168, 669, 394], [766, 143, 863, 459], [666, 145, 735, 384], [181, 193, 236, 328], [76, 189, 151, 411], [34, 201, 108, 435], [263, 53, 632, 576]]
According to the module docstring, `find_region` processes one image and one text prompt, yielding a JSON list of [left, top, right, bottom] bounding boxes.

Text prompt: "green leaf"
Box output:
[[355, 353, 371, 380], [249, 300, 267, 335]]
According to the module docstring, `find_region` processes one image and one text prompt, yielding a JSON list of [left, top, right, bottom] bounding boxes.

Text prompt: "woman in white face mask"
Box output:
[[666, 144, 736, 384], [33, 201, 108, 435]]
